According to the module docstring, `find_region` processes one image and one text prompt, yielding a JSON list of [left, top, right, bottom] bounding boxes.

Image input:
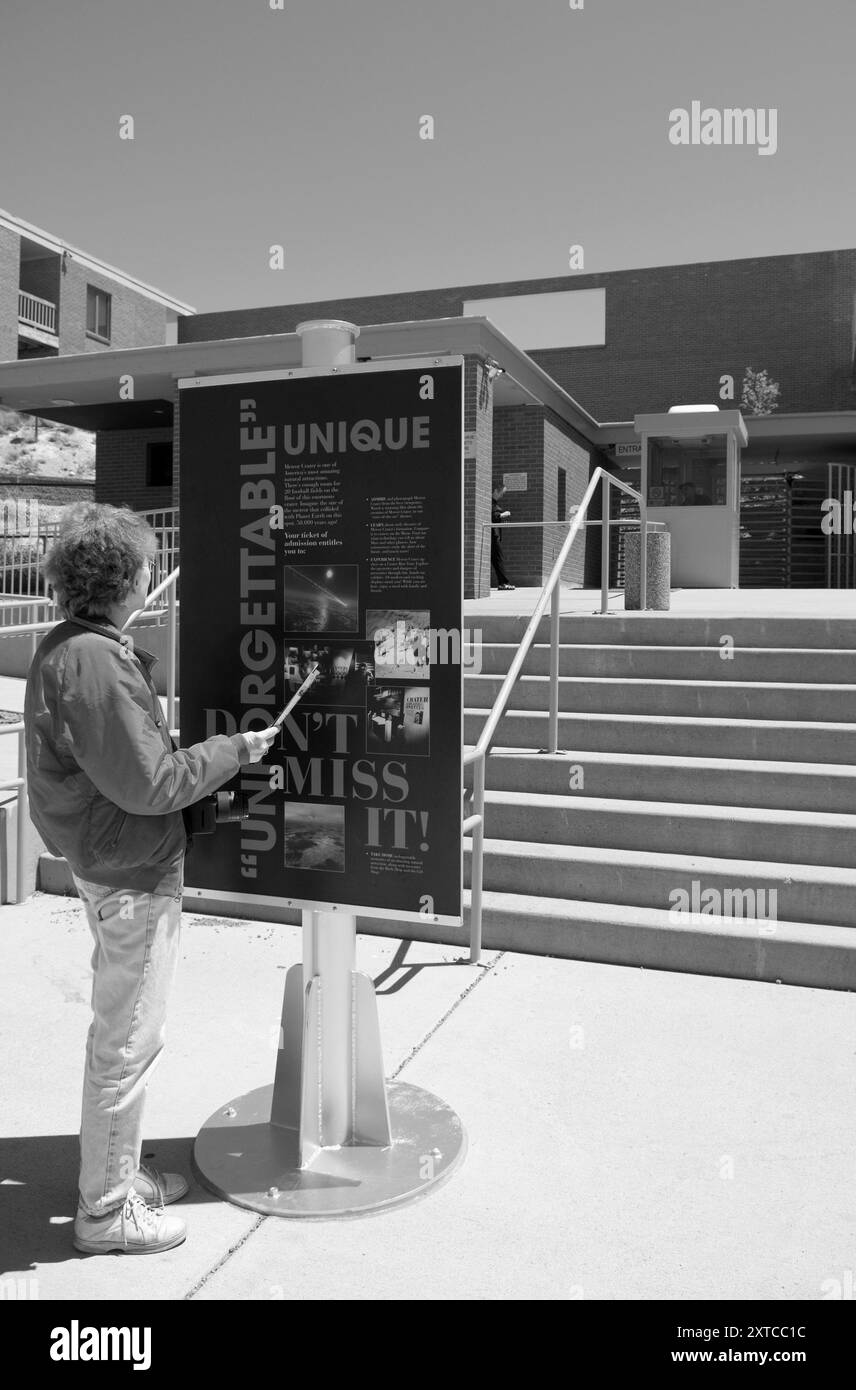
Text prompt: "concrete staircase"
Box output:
[[463, 612, 856, 990]]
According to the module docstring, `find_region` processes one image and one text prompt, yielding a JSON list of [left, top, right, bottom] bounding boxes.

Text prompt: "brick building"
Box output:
[[1, 246, 855, 590], [0, 206, 194, 363]]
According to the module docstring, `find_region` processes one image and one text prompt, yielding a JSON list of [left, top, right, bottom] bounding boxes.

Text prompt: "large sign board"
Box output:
[[178, 359, 464, 926]]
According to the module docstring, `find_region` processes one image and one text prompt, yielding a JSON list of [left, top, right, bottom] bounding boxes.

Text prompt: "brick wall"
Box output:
[[464, 354, 493, 599], [58, 260, 168, 356], [0, 225, 20, 362], [543, 411, 590, 586], [0, 479, 94, 508], [181, 249, 856, 418], [492, 406, 544, 586], [95, 427, 174, 511]]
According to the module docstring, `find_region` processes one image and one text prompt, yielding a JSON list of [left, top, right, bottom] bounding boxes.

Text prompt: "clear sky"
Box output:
[[1, 0, 853, 313]]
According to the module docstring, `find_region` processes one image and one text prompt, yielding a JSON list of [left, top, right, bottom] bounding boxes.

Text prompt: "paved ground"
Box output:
[[1, 891, 854, 1301], [463, 586, 856, 618]]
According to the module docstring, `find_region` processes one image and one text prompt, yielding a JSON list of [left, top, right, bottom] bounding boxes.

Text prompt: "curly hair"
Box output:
[[42, 502, 158, 619]]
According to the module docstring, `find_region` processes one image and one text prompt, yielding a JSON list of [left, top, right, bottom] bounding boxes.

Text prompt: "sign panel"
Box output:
[[502, 471, 528, 492], [178, 359, 464, 925]]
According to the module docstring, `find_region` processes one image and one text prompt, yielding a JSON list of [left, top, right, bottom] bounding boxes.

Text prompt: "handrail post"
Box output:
[[167, 579, 177, 731], [469, 753, 485, 964], [601, 475, 611, 613], [548, 582, 560, 753], [639, 500, 648, 611], [16, 727, 27, 904]]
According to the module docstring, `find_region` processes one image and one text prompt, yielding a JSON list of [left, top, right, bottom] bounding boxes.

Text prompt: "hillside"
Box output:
[[0, 407, 95, 480]]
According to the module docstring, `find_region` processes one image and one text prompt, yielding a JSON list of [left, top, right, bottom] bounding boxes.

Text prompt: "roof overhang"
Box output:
[[596, 412, 856, 452], [0, 317, 603, 442]]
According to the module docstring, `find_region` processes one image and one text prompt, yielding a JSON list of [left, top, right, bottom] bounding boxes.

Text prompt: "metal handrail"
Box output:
[[464, 466, 650, 963], [0, 566, 181, 904]]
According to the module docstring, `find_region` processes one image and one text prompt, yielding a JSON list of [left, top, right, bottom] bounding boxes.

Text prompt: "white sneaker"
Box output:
[[73, 1189, 187, 1255]]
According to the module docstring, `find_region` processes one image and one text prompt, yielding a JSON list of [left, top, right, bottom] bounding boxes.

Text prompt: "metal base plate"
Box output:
[[192, 1080, 466, 1218]]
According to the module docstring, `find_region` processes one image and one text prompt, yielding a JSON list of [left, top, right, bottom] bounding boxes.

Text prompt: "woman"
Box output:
[[25, 502, 279, 1255]]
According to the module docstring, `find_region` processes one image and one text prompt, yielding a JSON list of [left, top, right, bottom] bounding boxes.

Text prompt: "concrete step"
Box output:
[[463, 748, 856, 814], [454, 890, 856, 991], [469, 613, 856, 649], [462, 838, 856, 928], [465, 673, 856, 722], [464, 707, 856, 763], [475, 642, 856, 684], [37, 852, 856, 989], [470, 790, 856, 870]]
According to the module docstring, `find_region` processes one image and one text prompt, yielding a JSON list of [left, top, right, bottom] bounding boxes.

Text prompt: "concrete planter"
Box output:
[[624, 531, 671, 610]]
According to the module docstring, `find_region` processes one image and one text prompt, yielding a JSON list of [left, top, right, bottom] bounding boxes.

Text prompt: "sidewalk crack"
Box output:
[[391, 951, 506, 1079]]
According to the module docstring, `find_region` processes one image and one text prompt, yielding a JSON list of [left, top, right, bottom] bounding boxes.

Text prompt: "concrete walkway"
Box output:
[[1, 892, 853, 1301], [465, 585, 856, 619]]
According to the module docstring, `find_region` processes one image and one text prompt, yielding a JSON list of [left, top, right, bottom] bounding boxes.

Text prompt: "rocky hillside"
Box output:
[[0, 407, 94, 479]]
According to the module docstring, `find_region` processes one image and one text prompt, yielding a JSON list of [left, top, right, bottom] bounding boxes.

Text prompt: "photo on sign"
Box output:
[[367, 609, 431, 680], [285, 643, 375, 705], [283, 564, 359, 633], [284, 802, 345, 873], [367, 684, 430, 756]]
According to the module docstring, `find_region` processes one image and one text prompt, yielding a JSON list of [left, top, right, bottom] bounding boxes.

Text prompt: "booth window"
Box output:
[[146, 442, 174, 488], [647, 437, 727, 505], [86, 286, 111, 343]]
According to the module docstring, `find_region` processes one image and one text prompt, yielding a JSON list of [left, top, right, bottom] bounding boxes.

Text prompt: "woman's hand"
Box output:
[[243, 726, 281, 763]]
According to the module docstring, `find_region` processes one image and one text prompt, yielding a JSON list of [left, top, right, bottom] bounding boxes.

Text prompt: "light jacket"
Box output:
[[24, 615, 251, 895]]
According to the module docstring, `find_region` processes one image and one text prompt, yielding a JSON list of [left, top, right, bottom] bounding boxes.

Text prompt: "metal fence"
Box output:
[[0, 501, 179, 620], [0, 499, 59, 607], [140, 507, 179, 592]]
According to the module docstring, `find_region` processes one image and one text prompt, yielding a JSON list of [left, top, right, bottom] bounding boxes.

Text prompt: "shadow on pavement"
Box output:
[[0, 1133, 220, 1275], [372, 939, 473, 995]]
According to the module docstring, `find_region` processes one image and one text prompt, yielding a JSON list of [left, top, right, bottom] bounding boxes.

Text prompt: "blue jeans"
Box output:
[[72, 872, 183, 1216]]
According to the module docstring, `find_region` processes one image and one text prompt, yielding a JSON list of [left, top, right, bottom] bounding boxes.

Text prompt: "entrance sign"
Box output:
[[178, 358, 464, 925]]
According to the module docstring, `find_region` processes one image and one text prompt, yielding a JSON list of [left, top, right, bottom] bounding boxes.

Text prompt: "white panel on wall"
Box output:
[[462, 289, 606, 351]]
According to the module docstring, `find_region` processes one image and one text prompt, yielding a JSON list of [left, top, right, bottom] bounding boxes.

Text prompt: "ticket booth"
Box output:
[[633, 406, 748, 587]]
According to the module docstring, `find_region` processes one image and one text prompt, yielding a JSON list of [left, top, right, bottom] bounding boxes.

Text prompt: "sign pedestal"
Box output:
[[190, 321, 466, 1217], [193, 909, 466, 1217]]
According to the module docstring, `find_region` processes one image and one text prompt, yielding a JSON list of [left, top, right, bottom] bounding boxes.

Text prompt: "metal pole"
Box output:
[[167, 578, 177, 731], [303, 909, 357, 1146], [16, 728, 27, 904], [469, 754, 485, 965], [639, 501, 648, 611], [600, 476, 611, 613], [548, 582, 560, 753]]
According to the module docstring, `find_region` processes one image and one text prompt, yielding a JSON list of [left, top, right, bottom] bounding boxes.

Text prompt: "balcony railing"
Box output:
[[18, 290, 57, 335]]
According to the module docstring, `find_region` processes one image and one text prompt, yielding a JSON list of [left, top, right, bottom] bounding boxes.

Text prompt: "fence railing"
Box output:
[[465, 467, 651, 963], [0, 498, 59, 600], [140, 507, 179, 592], [1, 504, 178, 614], [18, 289, 57, 335]]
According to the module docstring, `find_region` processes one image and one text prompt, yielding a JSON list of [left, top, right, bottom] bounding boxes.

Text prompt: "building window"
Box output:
[[86, 286, 111, 342], [557, 467, 567, 521], [146, 442, 173, 488]]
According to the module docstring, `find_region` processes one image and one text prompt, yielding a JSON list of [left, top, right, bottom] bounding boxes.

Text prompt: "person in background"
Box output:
[[491, 482, 516, 591], [678, 480, 712, 506], [24, 503, 280, 1256]]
